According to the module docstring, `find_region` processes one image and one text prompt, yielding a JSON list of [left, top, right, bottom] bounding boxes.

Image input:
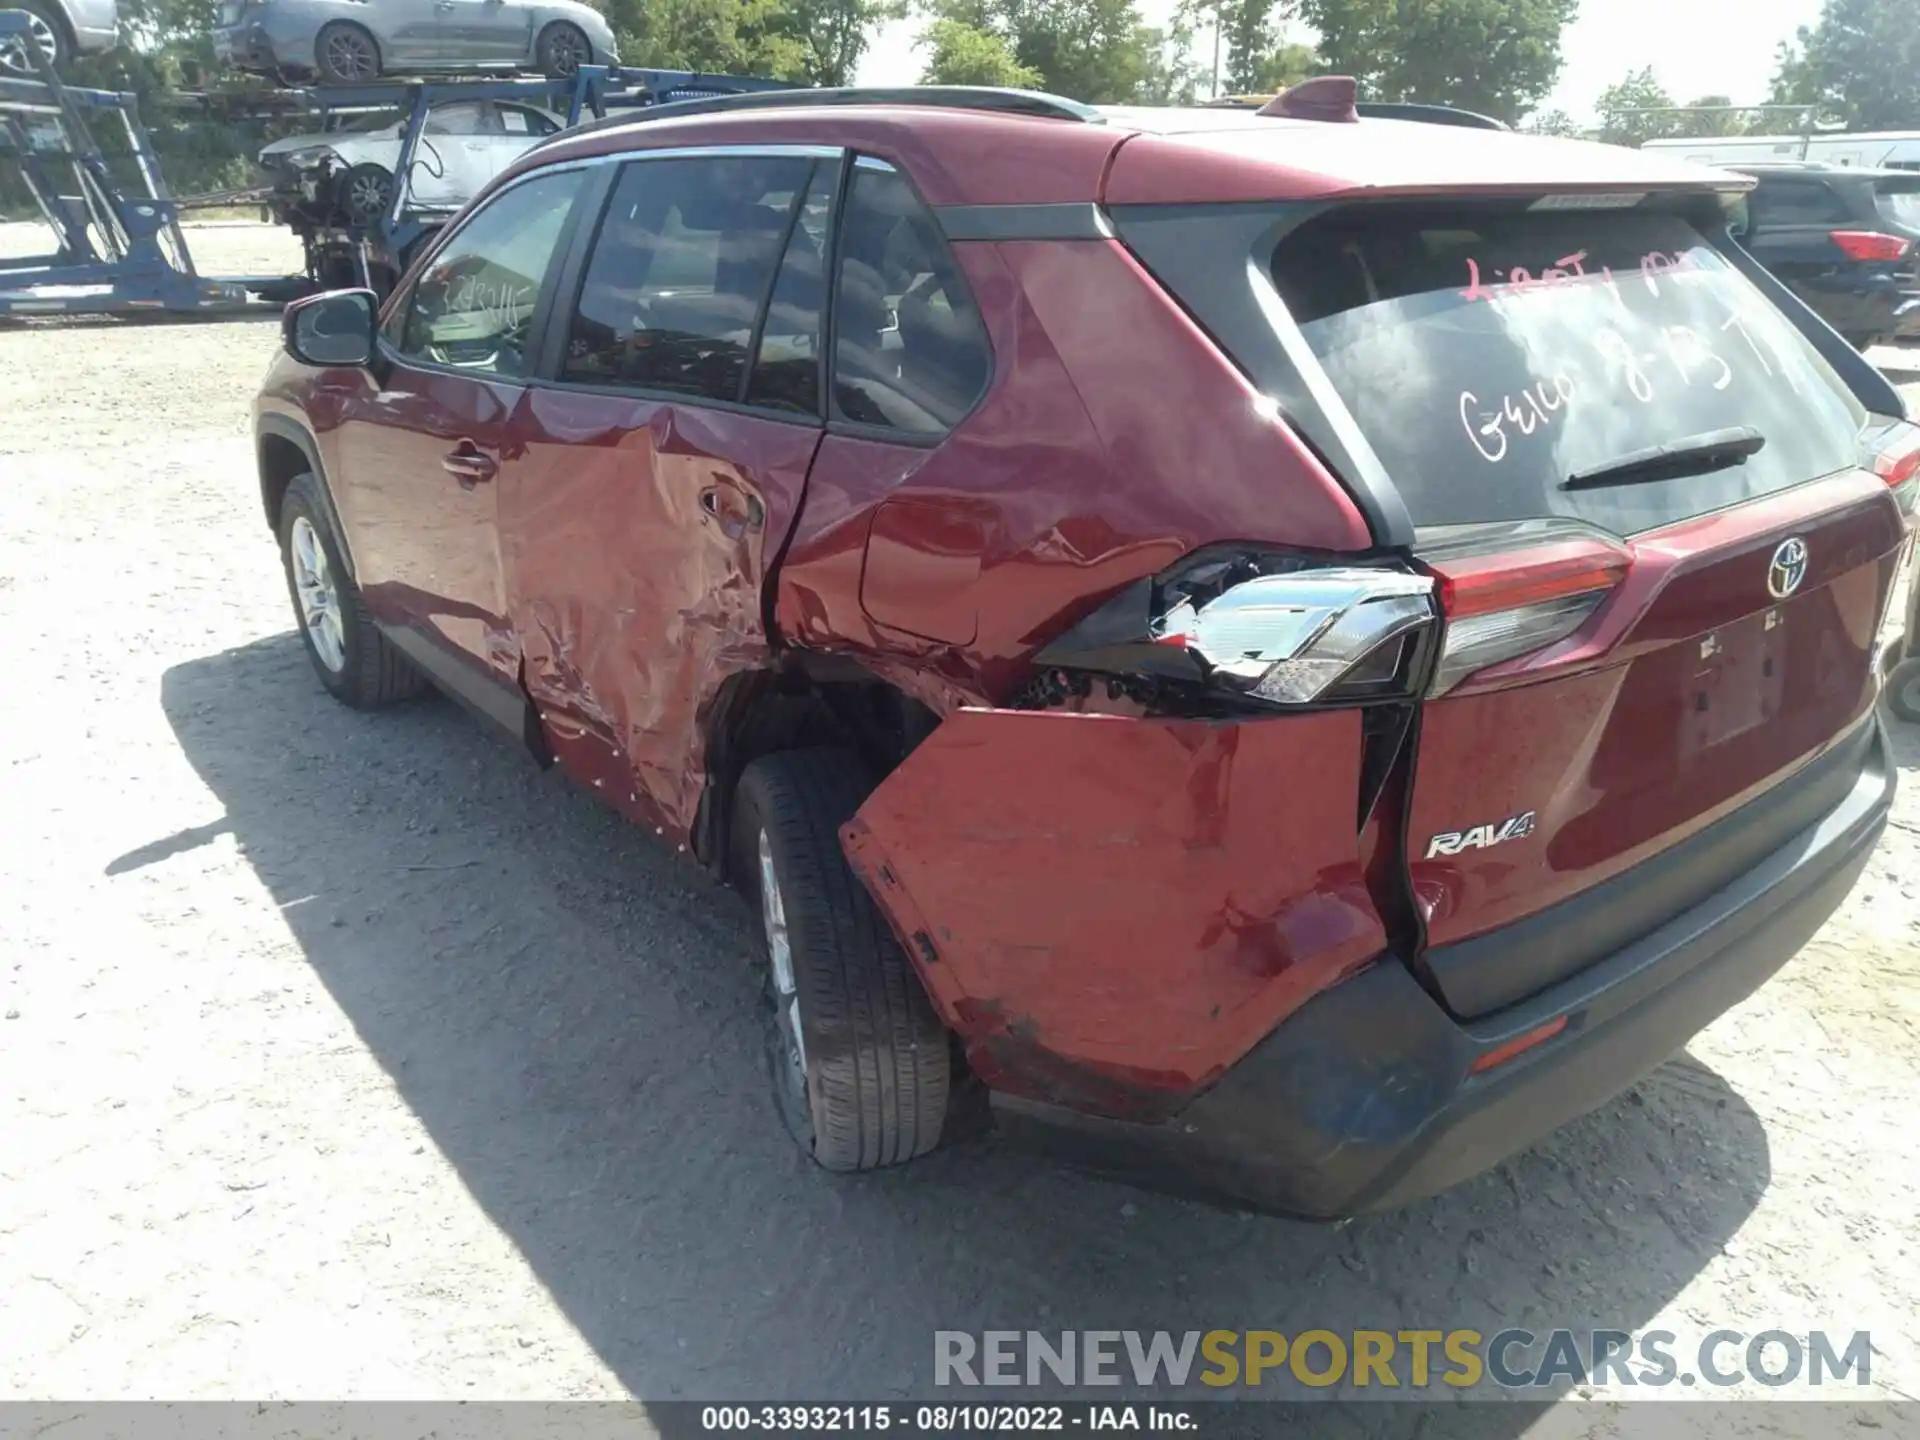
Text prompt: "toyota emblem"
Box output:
[[1767, 537, 1809, 600]]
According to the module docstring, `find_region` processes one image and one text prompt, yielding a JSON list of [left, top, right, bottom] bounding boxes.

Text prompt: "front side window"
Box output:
[[561, 155, 814, 403], [830, 161, 992, 436], [396, 168, 585, 376], [425, 101, 488, 137], [498, 104, 559, 137]]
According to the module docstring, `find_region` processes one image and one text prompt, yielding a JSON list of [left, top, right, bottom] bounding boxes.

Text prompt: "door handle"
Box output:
[[442, 443, 497, 488]]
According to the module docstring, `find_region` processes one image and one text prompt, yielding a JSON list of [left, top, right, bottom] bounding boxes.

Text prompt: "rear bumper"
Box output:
[[995, 716, 1893, 1219], [1895, 293, 1920, 339]]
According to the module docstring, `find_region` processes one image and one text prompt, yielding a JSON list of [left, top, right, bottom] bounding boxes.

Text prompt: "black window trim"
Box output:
[[523, 142, 848, 422], [377, 158, 601, 385]]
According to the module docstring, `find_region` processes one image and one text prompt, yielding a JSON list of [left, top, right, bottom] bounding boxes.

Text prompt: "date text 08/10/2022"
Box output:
[[699, 1406, 1194, 1432]]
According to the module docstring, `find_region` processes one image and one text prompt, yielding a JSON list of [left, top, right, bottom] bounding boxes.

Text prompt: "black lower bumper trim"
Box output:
[[993, 716, 1894, 1219]]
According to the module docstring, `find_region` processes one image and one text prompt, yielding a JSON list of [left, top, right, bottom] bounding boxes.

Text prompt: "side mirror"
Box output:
[[284, 288, 378, 367]]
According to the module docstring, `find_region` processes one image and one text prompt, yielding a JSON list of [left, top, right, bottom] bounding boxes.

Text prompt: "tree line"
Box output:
[[8, 0, 1916, 215]]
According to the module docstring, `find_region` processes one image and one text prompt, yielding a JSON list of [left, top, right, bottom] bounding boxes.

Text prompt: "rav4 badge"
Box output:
[[1426, 812, 1538, 859]]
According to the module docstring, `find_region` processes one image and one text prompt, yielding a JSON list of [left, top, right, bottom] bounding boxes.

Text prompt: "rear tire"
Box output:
[[731, 749, 950, 1171], [535, 21, 590, 78], [313, 21, 380, 84], [1887, 657, 1920, 724], [277, 473, 427, 708]]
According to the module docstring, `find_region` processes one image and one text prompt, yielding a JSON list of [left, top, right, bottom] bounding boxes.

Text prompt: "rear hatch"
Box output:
[[1120, 182, 1913, 1019]]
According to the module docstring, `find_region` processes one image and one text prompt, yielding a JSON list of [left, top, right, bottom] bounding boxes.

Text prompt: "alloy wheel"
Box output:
[[289, 515, 347, 674], [546, 28, 587, 76], [0, 12, 58, 76], [321, 27, 377, 82], [345, 169, 392, 222]]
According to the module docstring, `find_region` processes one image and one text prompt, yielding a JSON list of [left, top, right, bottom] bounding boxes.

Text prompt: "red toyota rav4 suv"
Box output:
[[255, 81, 1916, 1218]]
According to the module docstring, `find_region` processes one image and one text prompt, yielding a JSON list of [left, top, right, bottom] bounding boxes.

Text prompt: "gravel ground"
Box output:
[[3, 225, 1920, 1425]]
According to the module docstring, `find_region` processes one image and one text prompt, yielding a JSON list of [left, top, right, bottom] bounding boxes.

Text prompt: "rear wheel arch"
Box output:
[[693, 659, 941, 879]]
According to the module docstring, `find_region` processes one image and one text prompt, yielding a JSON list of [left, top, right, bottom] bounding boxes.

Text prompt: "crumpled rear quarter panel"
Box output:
[[840, 708, 1387, 1118]]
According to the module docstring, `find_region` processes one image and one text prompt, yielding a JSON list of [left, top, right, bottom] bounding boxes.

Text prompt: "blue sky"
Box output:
[[854, 0, 1830, 125]]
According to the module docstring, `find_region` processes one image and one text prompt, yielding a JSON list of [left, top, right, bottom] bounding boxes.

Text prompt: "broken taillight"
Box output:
[[1153, 567, 1435, 704], [1417, 521, 1630, 696], [1033, 551, 1440, 709]]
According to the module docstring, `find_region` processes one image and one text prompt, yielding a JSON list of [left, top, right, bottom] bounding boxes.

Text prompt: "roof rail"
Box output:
[[547, 84, 1104, 144]]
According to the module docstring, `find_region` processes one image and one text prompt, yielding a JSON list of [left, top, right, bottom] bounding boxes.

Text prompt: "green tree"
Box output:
[[918, 0, 1180, 103], [920, 17, 1042, 85], [1595, 64, 1677, 146], [592, 0, 808, 78], [1676, 93, 1745, 137], [1522, 106, 1580, 137], [768, 0, 909, 85], [1244, 38, 1315, 93], [1768, 0, 1919, 131], [1298, 0, 1577, 125]]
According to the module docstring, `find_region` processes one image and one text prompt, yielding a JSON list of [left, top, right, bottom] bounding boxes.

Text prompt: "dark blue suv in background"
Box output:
[[1733, 162, 1920, 348]]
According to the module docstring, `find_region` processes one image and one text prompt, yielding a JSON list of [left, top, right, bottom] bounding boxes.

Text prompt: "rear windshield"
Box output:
[[1271, 203, 1866, 534], [1875, 179, 1920, 231]]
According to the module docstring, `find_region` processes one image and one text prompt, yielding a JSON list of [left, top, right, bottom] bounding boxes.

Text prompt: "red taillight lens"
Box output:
[[1419, 525, 1630, 695], [1829, 229, 1911, 262], [1429, 538, 1631, 618]]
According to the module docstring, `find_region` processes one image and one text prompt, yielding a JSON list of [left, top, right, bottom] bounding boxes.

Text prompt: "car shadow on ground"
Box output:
[[139, 633, 1781, 1423]]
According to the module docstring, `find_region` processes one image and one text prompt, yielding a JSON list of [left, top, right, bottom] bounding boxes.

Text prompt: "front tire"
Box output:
[[340, 162, 394, 225], [731, 749, 950, 1171], [314, 21, 381, 84], [535, 21, 590, 78], [277, 473, 427, 708]]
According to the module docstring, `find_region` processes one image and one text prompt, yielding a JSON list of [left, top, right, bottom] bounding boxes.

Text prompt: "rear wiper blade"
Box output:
[[1562, 426, 1766, 492]]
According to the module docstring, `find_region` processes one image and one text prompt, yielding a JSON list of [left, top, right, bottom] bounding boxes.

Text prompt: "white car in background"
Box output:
[[0, 0, 117, 75], [258, 96, 563, 222]]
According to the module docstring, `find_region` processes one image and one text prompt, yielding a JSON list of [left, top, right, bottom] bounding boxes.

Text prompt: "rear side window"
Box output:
[[1749, 179, 1849, 225], [395, 168, 585, 376], [830, 161, 991, 436], [1270, 202, 1867, 534], [561, 155, 812, 403]]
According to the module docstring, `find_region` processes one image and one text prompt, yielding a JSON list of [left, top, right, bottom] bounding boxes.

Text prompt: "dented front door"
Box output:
[[498, 389, 819, 835]]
